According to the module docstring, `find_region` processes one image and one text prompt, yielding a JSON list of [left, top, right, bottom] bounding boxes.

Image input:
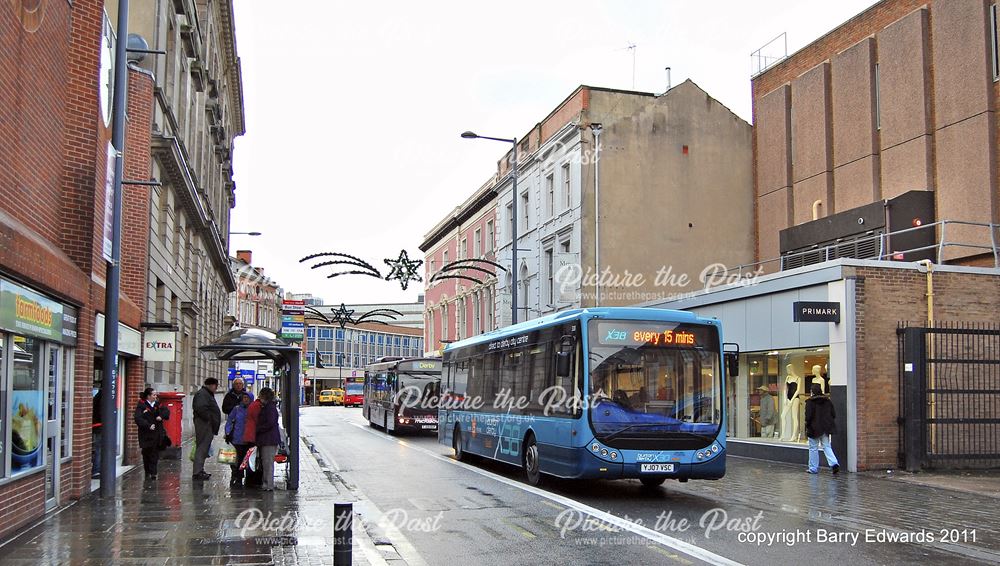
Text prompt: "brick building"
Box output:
[[640, 0, 1000, 472], [753, 0, 1000, 269], [421, 179, 498, 353], [0, 1, 154, 540]]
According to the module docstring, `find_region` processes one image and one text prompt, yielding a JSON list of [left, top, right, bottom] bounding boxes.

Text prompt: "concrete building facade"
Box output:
[[489, 82, 754, 323], [753, 0, 1000, 269]]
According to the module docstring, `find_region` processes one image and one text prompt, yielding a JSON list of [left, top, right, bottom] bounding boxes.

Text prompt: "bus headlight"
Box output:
[[711, 444, 720, 453], [697, 452, 705, 460], [592, 443, 600, 452], [610, 452, 618, 460], [600, 449, 609, 457]]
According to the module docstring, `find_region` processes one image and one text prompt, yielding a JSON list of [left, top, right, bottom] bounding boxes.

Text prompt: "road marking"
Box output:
[[648, 544, 694, 565], [347, 421, 743, 566], [501, 517, 538, 540], [541, 500, 564, 512]]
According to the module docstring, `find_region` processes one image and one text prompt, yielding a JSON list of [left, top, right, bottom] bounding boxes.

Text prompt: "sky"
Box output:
[[229, 0, 880, 305]]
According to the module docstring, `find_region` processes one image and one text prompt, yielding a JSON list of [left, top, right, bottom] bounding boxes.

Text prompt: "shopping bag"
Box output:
[[188, 444, 196, 461], [217, 446, 237, 464], [239, 446, 258, 471]]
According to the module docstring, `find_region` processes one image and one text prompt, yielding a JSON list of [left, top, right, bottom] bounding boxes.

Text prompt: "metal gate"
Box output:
[[898, 323, 1000, 471]]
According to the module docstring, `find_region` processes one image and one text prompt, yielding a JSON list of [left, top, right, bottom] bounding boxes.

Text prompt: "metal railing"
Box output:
[[750, 32, 788, 77], [723, 220, 1000, 281]]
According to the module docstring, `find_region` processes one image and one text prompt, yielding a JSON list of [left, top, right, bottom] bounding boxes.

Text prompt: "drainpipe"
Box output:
[[918, 259, 935, 453], [591, 124, 603, 306]]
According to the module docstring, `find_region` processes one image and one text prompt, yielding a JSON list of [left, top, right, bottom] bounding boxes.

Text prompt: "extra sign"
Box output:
[[143, 329, 177, 362]]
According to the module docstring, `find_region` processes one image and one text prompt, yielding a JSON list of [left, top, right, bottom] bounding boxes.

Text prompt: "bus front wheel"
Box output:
[[523, 435, 542, 486], [453, 427, 470, 462]]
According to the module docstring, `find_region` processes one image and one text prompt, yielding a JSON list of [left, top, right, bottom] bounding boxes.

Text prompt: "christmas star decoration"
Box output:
[[330, 303, 356, 329], [384, 250, 424, 291]]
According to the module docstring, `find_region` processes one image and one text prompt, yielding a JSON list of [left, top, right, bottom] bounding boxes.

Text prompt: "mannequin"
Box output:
[[810, 364, 829, 395], [780, 364, 804, 441]]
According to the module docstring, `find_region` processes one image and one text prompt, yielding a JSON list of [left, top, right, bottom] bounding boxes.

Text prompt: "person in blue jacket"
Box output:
[[224, 392, 252, 488]]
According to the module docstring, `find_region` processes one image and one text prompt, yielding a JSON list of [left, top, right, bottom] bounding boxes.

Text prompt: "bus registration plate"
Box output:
[[421, 424, 437, 430], [640, 464, 675, 473]]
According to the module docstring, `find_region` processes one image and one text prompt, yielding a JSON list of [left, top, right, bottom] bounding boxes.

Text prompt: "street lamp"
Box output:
[[231, 231, 262, 236], [462, 131, 519, 325]]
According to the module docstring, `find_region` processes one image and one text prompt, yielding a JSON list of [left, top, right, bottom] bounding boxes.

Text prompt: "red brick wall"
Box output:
[[0, 0, 156, 542], [851, 266, 1000, 470]]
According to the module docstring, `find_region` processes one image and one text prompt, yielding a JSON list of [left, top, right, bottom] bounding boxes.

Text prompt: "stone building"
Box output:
[[128, 1, 244, 421]]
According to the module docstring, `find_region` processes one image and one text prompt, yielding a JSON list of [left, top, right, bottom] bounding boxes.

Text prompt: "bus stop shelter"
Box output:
[[200, 327, 302, 490]]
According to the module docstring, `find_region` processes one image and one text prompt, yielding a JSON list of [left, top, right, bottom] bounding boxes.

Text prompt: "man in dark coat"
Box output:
[[222, 377, 254, 415], [134, 387, 170, 479], [192, 377, 222, 480], [804, 382, 840, 474]]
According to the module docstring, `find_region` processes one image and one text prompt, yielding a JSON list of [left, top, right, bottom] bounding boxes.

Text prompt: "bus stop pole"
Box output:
[[285, 350, 300, 490]]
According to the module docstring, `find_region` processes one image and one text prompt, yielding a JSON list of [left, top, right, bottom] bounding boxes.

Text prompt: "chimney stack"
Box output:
[[236, 250, 252, 265]]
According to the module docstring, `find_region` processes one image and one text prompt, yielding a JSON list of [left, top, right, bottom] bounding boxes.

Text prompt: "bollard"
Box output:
[[334, 503, 352, 565]]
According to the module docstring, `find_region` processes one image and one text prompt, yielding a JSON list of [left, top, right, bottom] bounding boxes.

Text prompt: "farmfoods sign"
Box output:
[[0, 281, 63, 342]]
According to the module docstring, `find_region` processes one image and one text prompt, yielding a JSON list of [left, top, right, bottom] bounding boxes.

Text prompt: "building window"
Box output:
[[473, 293, 481, 335], [486, 220, 494, 252], [731, 347, 830, 444], [506, 203, 514, 242], [442, 303, 448, 341], [520, 192, 529, 231], [457, 298, 465, 340], [560, 237, 571, 254], [474, 228, 482, 258], [562, 163, 571, 209], [544, 247, 554, 306], [443, 249, 449, 266], [461, 238, 468, 260], [546, 173, 555, 218]]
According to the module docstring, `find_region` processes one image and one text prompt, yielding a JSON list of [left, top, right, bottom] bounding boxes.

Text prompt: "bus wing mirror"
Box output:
[[723, 342, 740, 378], [556, 351, 572, 377], [556, 335, 575, 378]]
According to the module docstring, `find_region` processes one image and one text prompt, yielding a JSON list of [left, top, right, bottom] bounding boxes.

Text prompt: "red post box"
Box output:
[[159, 391, 186, 460]]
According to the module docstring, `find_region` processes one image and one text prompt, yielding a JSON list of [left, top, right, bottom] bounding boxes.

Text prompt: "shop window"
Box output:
[[730, 347, 829, 444], [0, 335, 5, 479], [11, 336, 45, 476]]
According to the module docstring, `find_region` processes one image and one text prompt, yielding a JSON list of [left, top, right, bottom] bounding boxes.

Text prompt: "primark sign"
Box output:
[[793, 301, 841, 323]]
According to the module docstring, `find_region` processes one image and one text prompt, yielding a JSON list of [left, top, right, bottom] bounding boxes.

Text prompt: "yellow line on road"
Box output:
[[541, 501, 564, 512], [501, 518, 537, 540], [648, 544, 693, 565]]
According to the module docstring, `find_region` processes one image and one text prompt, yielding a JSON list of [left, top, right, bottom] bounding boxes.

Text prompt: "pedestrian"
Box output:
[[222, 377, 254, 415], [134, 387, 169, 480], [255, 387, 281, 491], [241, 392, 264, 488], [757, 385, 778, 438], [804, 382, 840, 474], [224, 392, 253, 488], [192, 377, 222, 480]]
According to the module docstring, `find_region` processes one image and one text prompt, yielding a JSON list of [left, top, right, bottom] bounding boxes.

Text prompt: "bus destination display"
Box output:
[[595, 322, 709, 348]]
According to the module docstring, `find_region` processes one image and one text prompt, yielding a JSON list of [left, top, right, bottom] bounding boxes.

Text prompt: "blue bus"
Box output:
[[438, 307, 737, 486]]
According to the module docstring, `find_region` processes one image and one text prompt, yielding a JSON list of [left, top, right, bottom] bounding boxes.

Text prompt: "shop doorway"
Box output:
[[93, 357, 126, 472]]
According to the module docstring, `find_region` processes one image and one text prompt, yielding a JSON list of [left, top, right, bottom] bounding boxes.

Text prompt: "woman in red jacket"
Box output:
[[242, 397, 262, 445]]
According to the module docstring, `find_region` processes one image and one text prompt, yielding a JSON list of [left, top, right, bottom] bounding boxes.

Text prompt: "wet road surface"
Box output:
[[307, 406, 1000, 566]]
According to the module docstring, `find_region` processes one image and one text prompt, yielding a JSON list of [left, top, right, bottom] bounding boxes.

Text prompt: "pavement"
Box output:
[[1, 406, 999, 565], [0, 432, 393, 566]]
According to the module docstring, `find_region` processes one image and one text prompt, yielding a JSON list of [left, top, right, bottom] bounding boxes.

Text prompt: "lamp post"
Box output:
[[462, 131, 518, 325], [230, 231, 262, 236]]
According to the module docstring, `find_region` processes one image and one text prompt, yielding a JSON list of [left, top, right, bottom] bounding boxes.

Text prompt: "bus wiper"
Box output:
[[602, 423, 673, 442], [602, 427, 718, 443]]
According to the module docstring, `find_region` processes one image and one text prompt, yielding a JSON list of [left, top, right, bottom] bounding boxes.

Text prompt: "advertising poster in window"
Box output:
[[12, 336, 44, 474]]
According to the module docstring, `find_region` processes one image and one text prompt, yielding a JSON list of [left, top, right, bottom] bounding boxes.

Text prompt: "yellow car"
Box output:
[[319, 389, 344, 406]]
